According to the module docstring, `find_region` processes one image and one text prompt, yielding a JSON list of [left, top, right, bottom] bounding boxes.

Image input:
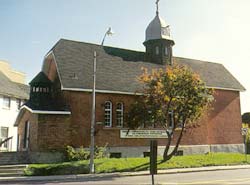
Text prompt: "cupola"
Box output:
[[144, 0, 175, 65]]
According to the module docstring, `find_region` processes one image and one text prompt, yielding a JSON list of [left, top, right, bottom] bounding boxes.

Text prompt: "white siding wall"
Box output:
[[0, 94, 23, 151]]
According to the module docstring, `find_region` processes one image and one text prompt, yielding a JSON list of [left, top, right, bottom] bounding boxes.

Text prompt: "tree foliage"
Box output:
[[242, 112, 250, 124], [127, 65, 213, 161]]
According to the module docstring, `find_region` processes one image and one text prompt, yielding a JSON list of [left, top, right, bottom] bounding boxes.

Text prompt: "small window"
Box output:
[[116, 103, 124, 127], [16, 99, 22, 110], [3, 97, 11, 109], [0, 127, 9, 148], [155, 46, 159, 55], [175, 150, 183, 156], [110, 152, 122, 158], [104, 101, 112, 127], [143, 152, 150, 157], [165, 47, 168, 56]]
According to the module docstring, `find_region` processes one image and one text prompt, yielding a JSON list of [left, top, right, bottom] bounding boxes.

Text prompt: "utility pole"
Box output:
[[89, 27, 114, 173]]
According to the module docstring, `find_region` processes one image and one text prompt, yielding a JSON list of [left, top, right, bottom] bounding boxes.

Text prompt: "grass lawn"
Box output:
[[24, 153, 250, 176]]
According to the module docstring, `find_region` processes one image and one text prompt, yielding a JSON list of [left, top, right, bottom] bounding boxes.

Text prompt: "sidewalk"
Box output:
[[1, 164, 250, 182]]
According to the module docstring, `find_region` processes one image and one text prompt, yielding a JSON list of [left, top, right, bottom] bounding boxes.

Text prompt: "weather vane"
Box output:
[[156, 0, 160, 14]]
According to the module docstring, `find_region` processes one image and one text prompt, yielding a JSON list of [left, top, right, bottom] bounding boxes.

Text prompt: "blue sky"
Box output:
[[0, 0, 249, 113]]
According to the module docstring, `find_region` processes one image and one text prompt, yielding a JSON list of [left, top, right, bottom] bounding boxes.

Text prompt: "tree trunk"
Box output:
[[162, 124, 185, 162], [163, 130, 172, 160]]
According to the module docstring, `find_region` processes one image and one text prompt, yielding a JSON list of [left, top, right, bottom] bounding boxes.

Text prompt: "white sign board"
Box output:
[[120, 130, 168, 139]]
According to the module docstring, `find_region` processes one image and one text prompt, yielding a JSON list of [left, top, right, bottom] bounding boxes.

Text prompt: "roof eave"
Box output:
[[14, 105, 71, 126]]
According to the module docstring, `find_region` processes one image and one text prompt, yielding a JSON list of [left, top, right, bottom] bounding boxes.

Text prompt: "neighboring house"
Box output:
[[15, 6, 245, 157], [0, 61, 29, 151]]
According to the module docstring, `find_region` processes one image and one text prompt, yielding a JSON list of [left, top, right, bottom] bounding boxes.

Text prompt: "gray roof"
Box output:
[[46, 39, 245, 93], [0, 71, 29, 99]]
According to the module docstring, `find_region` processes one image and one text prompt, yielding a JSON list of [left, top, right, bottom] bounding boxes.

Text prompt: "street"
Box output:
[[2, 168, 250, 185]]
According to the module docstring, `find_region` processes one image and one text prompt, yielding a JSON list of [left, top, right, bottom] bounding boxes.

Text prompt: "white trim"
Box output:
[[20, 105, 71, 115], [206, 86, 245, 92], [62, 87, 143, 95], [61, 86, 244, 95]]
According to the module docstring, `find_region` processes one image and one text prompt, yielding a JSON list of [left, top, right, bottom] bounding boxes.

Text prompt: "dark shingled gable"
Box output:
[[0, 71, 29, 99], [47, 39, 245, 93]]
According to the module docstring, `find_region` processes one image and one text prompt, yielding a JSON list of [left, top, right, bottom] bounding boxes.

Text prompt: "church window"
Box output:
[[116, 103, 124, 127], [104, 101, 112, 127], [155, 46, 159, 55]]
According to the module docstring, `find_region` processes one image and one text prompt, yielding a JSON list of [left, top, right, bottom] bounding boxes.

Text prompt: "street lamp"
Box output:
[[89, 27, 114, 173]]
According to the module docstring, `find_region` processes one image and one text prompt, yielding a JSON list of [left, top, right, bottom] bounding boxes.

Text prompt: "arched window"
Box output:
[[104, 101, 112, 127], [116, 103, 124, 127], [155, 46, 159, 55]]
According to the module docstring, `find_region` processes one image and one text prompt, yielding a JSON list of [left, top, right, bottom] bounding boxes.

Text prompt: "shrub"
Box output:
[[65, 146, 90, 161], [65, 144, 109, 161]]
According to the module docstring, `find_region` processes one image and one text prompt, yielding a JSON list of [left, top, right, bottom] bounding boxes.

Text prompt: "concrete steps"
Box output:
[[0, 165, 27, 177]]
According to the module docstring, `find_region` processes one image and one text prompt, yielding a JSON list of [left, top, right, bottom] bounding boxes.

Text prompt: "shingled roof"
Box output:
[[46, 39, 245, 93], [0, 71, 29, 99]]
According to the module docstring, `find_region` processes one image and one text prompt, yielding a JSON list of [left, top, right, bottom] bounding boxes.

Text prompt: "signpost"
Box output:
[[241, 127, 248, 161], [150, 140, 157, 185]]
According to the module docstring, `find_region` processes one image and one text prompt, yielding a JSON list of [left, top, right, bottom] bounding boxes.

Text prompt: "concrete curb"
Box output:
[[1, 164, 250, 182]]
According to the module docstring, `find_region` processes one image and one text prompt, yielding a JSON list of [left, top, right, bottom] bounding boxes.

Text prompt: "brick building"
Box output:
[[15, 5, 245, 157]]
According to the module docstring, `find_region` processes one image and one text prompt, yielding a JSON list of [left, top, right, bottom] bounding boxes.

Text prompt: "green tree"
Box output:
[[127, 65, 213, 161], [242, 112, 250, 124]]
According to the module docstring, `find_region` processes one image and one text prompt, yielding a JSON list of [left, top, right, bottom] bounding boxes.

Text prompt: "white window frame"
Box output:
[[116, 103, 124, 127], [104, 101, 112, 127], [3, 96, 11, 109]]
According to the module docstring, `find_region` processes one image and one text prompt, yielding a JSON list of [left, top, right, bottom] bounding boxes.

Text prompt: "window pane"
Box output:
[[3, 97, 10, 108], [155, 46, 159, 55], [165, 47, 168, 55], [116, 103, 123, 127], [104, 101, 112, 127]]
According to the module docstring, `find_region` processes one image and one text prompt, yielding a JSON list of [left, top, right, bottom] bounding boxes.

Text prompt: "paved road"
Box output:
[[2, 168, 250, 185]]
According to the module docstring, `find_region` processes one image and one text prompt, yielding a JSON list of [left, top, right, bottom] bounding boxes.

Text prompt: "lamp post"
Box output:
[[89, 27, 114, 174]]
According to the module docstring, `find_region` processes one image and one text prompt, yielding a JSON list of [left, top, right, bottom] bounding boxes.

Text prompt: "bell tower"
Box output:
[[143, 0, 175, 65]]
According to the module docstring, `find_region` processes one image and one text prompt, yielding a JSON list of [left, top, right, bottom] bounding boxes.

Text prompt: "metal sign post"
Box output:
[[150, 140, 157, 185]]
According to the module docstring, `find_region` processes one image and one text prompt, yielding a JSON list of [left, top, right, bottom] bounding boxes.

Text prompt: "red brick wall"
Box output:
[[17, 110, 38, 152], [17, 88, 243, 152], [207, 90, 243, 144], [61, 89, 243, 148], [37, 114, 71, 151]]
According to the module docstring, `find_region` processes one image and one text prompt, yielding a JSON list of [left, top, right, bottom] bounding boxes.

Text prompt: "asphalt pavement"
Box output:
[[1, 164, 250, 183]]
